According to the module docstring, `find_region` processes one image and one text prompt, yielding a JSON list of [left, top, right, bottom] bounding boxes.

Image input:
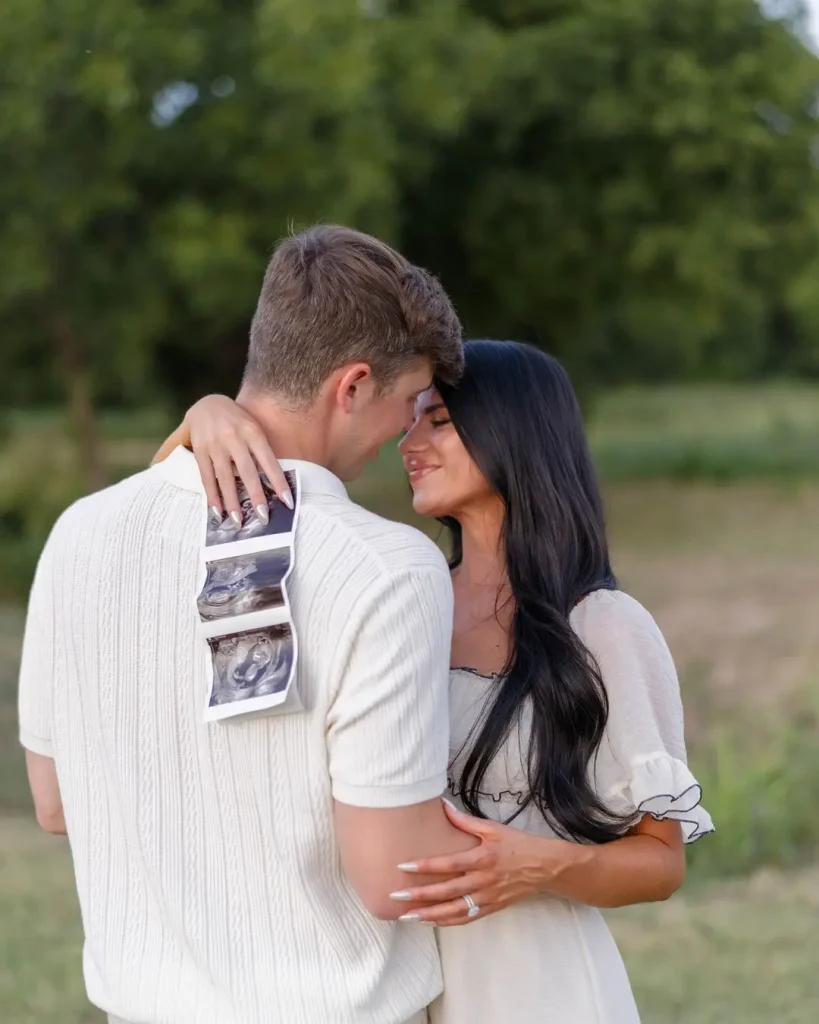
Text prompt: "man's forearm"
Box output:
[[25, 750, 66, 834], [334, 796, 480, 919]]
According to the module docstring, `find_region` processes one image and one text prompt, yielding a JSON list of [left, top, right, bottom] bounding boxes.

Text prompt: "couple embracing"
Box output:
[[19, 225, 712, 1024]]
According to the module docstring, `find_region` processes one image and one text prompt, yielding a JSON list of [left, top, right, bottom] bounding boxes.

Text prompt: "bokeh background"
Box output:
[[2, 2, 819, 1021]]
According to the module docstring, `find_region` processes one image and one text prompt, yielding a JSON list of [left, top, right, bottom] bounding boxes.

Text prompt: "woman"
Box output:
[[157, 340, 712, 1022]]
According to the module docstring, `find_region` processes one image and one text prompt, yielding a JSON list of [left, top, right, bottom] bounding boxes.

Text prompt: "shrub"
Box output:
[[687, 698, 819, 881]]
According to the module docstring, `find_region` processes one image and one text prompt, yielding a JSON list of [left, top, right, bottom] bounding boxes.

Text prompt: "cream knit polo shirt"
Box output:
[[18, 446, 453, 1024]]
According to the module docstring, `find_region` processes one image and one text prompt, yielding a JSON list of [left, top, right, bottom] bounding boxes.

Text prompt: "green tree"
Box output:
[[1, 0, 817, 488], [0, 0, 492, 484], [402, 0, 819, 387]]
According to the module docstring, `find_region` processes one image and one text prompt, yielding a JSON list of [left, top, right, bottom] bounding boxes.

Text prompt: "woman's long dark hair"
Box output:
[[437, 340, 628, 844]]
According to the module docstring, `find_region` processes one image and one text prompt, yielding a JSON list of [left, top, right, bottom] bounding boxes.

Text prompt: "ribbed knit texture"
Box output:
[[18, 450, 454, 1024]]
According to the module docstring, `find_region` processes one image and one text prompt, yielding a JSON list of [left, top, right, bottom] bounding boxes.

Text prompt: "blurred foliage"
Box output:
[[3, 0, 814, 705], [0, 1, 818, 437], [0, 409, 171, 601], [3, 382, 819, 601], [0, 430, 87, 601], [589, 382, 819, 479], [0, 0, 496, 432], [404, 0, 819, 388], [687, 700, 819, 880]]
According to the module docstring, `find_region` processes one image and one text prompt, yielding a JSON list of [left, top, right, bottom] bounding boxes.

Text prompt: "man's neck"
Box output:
[[236, 389, 331, 468]]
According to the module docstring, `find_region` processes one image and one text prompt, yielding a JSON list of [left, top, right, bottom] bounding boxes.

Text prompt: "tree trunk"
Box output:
[[48, 311, 106, 492]]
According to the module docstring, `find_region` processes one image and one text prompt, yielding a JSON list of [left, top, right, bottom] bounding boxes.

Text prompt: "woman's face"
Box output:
[[398, 388, 494, 518]]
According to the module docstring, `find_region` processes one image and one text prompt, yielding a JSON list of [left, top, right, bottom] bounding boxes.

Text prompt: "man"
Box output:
[[18, 225, 475, 1024]]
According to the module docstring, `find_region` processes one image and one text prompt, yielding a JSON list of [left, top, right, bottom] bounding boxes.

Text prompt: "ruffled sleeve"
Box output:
[[604, 752, 713, 843], [573, 591, 714, 844]]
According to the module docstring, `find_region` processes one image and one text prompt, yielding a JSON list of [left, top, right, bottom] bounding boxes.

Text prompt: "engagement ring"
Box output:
[[462, 894, 480, 918]]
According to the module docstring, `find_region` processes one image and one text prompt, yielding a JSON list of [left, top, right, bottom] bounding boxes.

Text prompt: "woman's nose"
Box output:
[[398, 423, 422, 453]]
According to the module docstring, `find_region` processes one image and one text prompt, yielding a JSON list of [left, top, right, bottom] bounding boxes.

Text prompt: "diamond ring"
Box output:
[[462, 894, 480, 918]]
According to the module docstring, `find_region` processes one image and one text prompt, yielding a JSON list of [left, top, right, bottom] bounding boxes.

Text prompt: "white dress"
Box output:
[[429, 590, 713, 1024]]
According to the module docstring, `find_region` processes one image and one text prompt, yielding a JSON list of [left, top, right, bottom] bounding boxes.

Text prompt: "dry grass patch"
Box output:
[[0, 817, 102, 1023], [608, 863, 819, 1023], [606, 482, 819, 734]]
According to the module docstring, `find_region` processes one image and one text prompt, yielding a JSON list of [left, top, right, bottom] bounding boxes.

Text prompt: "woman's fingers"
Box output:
[[390, 871, 489, 906], [194, 449, 225, 522], [441, 799, 499, 838], [401, 890, 493, 926], [169, 395, 291, 521], [249, 434, 294, 509], [399, 844, 494, 877], [229, 443, 270, 523], [212, 450, 243, 529], [192, 432, 290, 529], [434, 910, 482, 928]]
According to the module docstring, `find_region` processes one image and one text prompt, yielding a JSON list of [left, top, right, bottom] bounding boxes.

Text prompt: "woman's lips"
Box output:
[[406, 465, 440, 484]]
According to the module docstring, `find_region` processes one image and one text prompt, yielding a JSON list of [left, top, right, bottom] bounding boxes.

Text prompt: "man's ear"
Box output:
[[335, 363, 376, 412]]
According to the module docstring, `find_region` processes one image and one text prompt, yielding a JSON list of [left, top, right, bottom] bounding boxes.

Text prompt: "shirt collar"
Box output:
[[152, 446, 348, 501]]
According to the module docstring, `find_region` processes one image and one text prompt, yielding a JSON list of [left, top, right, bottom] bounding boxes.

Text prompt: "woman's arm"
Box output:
[[152, 421, 191, 466], [390, 801, 685, 926], [152, 395, 292, 520], [396, 596, 709, 926], [539, 813, 685, 908]]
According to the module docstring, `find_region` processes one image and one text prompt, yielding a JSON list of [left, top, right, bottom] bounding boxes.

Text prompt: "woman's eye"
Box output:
[[430, 419, 451, 428]]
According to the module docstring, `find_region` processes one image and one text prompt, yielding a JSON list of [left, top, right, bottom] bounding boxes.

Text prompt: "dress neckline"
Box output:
[[450, 666, 503, 681]]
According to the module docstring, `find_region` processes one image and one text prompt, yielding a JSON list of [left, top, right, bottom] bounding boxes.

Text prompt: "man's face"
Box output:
[[329, 360, 434, 482]]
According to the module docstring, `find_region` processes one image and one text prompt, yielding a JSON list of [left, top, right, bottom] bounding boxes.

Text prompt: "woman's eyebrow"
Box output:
[[423, 403, 446, 415]]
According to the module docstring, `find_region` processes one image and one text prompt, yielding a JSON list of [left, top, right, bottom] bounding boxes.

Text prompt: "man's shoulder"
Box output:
[[298, 495, 450, 582], [47, 467, 178, 544]]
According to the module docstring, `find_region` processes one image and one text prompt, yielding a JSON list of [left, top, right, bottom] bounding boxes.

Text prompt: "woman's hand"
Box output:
[[152, 395, 293, 525], [391, 800, 573, 927]]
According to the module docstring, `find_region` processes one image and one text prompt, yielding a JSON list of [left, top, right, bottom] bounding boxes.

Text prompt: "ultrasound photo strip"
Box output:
[[207, 624, 295, 712], [198, 547, 291, 636], [198, 546, 288, 618], [198, 467, 302, 722], [204, 470, 298, 560]]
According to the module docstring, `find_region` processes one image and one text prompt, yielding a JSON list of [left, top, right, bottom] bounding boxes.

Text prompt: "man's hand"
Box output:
[[25, 750, 66, 834]]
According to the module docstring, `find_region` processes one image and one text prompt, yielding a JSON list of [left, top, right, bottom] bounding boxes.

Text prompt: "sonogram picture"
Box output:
[[195, 468, 301, 721]]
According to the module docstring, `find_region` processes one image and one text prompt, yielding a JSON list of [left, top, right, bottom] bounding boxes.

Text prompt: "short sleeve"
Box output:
[[18, 534, 59, 757], [326, 566, 453, 809], [577, 591, 714, 843]]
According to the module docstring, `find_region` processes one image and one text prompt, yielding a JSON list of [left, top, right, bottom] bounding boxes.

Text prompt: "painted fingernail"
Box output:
[[255, 504, 270, 525], [389, 891, 413, 902], [210, 506, 223, 525], [397, 862, 419, 872], [442, 798, 459, 811], [230, 511, 242, 530], [282, 489, 294, 510], [398, 913, 422, 921]]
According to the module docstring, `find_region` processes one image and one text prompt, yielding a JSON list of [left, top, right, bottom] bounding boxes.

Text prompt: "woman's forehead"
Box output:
[[414, 387, 444, 414]]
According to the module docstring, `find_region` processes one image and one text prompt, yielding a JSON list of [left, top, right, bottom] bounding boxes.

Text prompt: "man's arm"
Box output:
[[326, 559, 478, 919], [19, 527, 64, 833], [25, 751, 66, 834], [334, 799, 478, 920]]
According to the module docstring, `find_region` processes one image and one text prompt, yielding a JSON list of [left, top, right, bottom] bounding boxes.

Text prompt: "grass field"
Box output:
[[2, 384, 818, 1020], [2, 819, 818, 1023], [589, 382, 819, 480]]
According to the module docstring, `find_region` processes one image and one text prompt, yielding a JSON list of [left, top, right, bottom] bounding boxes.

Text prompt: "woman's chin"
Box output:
[[411, 488, 450, 519]]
